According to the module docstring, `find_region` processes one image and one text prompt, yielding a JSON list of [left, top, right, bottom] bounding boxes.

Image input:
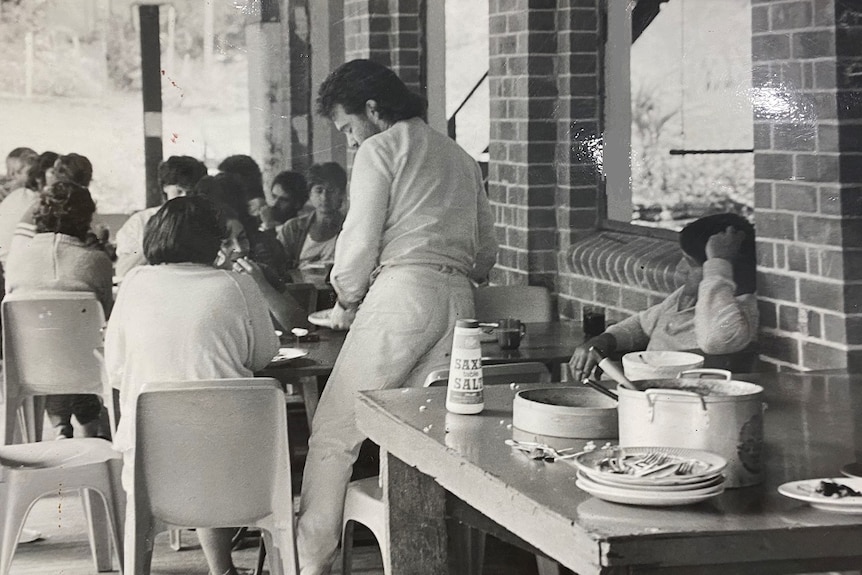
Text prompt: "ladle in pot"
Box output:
[[589, 347, 638, 391]]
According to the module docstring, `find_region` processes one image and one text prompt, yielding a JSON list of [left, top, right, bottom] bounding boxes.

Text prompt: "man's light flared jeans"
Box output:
[[296, 264, 474, 574]]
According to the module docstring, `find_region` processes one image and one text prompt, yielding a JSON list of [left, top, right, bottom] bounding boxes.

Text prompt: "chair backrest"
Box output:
[[2, 292, 106, 398], [474, 285, 553, 323], [135, 378, 292, 527], [424, 362, 552, 388]]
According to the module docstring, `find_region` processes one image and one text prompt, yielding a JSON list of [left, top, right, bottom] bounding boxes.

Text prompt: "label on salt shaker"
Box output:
[[446, 319, 484, 414]]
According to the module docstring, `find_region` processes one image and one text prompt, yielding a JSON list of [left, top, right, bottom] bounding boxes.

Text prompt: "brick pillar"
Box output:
[[343, 0, 425, 94], [487, 0, 558, 287], [247, 0, 311, 196], [554, 0, 603, 319], [752, 0, 862, 370]]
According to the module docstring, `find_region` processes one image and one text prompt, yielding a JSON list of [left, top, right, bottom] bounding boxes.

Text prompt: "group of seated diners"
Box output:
[[0, 67, 758, 575]]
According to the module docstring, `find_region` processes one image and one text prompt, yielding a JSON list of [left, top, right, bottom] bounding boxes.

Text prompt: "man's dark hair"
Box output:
[[307, 162, 347, 193], [143, 196, 225, 265], [34, 181, 96, 240], [25, 151, 59, 191], [680, 212, 756, 295], [158, 155, 208, 193], [316, 59, 427, 124], [217, 154, 264, 201], [192, 173, 257, 236], [272, 170, 308, 201], [54, 153, 93, 187]]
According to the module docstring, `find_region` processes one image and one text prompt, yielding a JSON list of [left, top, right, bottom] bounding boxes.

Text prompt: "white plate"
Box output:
[[308, 309, 336, 329], [584, 470, 725, 492], [270, 347, 309, 365], [778, 478, 862, 513], [576, 473, 725, 506], [571, 446, 727, 486]]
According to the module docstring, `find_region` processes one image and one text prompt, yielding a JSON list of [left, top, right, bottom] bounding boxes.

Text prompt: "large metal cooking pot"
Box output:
[[616, 369, 764, 488]]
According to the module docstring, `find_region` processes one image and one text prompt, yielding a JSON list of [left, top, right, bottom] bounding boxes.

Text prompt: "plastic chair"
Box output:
[[128, 378, 297, 575], [474, 285, 554, 323], [1, 292, 113, 445], [341, 362, 552, 575], [0, 438, 124, 575]]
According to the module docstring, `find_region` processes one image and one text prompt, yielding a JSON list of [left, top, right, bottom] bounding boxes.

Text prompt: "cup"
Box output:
[[496, 318, 527, 350], [582, 306, 606, 338]]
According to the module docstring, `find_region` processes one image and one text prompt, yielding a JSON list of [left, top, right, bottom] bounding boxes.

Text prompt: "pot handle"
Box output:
[[643, 388, 708, 411], [677, 368, 732, 381]]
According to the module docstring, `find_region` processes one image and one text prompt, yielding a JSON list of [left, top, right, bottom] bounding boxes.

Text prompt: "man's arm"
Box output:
[[329, 141, 392, 307]]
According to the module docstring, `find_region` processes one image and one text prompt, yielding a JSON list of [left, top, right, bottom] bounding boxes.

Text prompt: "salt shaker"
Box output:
[[446, 319, 485, 414]]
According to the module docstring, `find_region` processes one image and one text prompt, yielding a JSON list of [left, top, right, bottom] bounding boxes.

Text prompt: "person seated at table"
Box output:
[[269, 169, 309, 229], [218, 153, 277, 231], [194, 173, 308, 329], [0, 147, 38, 201], [5, 180, 114, 439], [277, 162, 347, 270], [0, 150, 60, 265], [114, 155, 208, 277], [106, 195, 278, 575], [569, 212, 757, 382]]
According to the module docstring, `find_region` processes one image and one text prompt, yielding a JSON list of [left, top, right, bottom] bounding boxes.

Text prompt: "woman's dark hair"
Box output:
[[54, 153, 93, 187], [307, 162, 347, 193], [143, 196, 226, 265], [680, 212, 756, 294], [217, 154, 264, 202], [25, 151, 59, 191], [34, 181, 96, 240], [317, 59, 427, 124], [191, 173, 257, 234], [158, 155, 208, 192]]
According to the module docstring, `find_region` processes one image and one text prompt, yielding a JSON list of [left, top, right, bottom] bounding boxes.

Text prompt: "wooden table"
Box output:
[[355, 372, 862, 574]]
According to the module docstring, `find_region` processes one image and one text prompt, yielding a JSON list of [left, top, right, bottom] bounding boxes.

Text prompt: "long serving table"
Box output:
[[354, 372, 862, 574]]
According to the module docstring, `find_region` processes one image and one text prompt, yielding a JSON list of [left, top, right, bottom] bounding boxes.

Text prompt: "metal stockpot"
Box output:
[[616, 369, 764, 488]]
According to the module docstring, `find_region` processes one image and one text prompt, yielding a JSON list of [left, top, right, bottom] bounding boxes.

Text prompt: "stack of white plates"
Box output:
[[571, 446, 728, 506]]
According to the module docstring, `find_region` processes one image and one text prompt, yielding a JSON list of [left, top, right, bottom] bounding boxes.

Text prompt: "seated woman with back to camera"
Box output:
[[106, 195, 278, 575], [5, 180, 113, 439], [569, 212, 758, 382]]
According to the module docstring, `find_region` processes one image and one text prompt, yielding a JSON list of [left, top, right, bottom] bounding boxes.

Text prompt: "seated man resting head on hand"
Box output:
[[569, 212, 757, 382]]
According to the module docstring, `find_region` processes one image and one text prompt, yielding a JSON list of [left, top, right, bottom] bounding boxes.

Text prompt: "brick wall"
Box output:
[[751, 0, 862, 370], [343, 0, 424, 93], [487, 0, 559, 288]]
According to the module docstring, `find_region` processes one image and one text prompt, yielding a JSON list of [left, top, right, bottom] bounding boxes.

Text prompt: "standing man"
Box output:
[[296, 59, 498, 574]]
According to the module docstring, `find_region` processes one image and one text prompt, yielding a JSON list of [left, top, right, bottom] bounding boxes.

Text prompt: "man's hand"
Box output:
[[329, 300, 357, 330], [705, 226, 745, 261], [568, 333, 616, 383]]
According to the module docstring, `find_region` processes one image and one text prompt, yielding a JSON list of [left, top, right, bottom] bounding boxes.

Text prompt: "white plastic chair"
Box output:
[[1, 292, 113, 444], [0, 438, 124, 575], [341, 363, 551, 575], [474, 285, 554, 323], [128, 378, 298, 575]]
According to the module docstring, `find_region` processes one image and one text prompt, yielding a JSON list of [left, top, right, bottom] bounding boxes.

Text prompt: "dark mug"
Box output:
[[496, 318, 527, 350]]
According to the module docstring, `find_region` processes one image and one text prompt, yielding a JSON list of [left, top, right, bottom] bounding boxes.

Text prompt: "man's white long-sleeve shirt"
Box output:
[[331, 118, 498, 306]]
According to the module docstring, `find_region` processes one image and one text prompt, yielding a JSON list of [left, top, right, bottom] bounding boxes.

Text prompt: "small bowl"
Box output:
[[622, 351, 704, 381], [513, 387, 618, 439]]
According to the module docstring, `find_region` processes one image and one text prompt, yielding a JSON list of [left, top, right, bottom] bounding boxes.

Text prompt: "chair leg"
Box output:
[[125, 501, 156, 575], [341, 520, 356, 575], [0, 483, 30, 575], [254, 537, 267, 575], [169, 529, 182, 551], [262, 528, 299, 575], [82, 489, 114, 572]]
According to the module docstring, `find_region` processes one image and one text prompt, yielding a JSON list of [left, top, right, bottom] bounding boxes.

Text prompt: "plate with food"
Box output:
[[778, 478, 862, 513], [570, 446, 727, 486], [270, 347, 309, 366]]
